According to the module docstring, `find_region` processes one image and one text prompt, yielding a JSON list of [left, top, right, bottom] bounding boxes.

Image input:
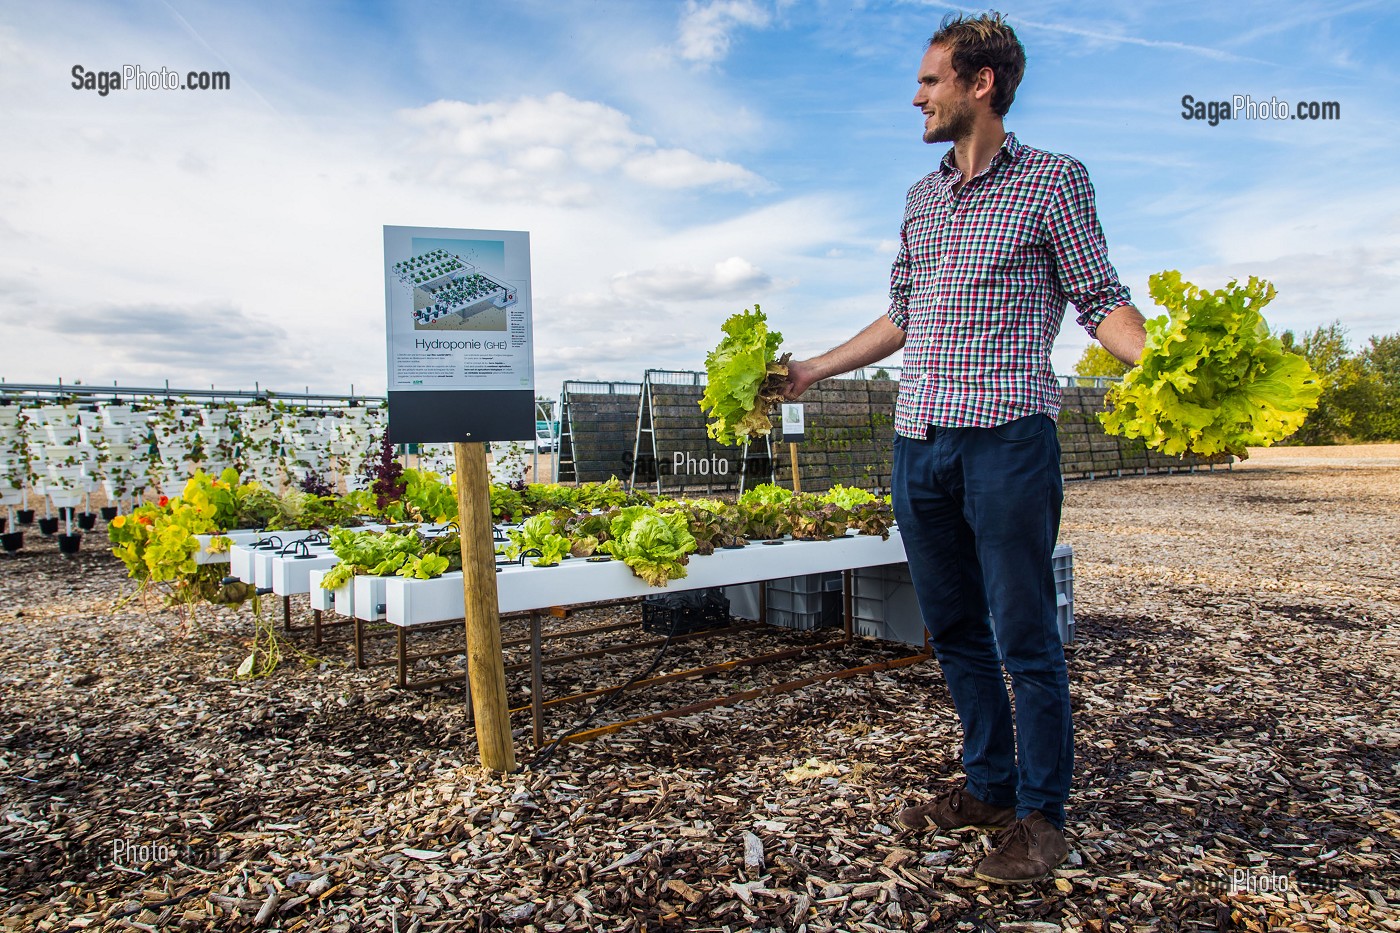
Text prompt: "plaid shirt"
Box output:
[[887, 132, 1131, 435]]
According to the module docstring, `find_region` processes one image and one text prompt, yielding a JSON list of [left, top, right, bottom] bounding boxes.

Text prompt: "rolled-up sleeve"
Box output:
[[886, 221, 912, 331], [1047, 160, 1132, 339]]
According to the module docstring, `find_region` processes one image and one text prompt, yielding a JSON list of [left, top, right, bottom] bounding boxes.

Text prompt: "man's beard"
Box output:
[[924, 98, 975, 143]]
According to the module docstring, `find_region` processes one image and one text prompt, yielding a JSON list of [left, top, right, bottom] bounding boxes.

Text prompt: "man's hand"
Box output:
[[784, 359, 822, 399], [783, 315, 906, 399]]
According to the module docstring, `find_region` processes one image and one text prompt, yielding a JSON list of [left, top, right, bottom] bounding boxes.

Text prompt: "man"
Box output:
[[784, 13, 1147, 885]]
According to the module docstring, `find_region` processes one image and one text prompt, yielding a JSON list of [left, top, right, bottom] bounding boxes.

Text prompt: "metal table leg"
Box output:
[[530, 610, 544, 750], [397, 627, 408, 688]]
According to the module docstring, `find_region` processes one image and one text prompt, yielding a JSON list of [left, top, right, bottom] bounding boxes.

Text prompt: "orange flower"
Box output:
[[157, 496, 169, 507], [137, 514, 153, 526], [110, 515, 126, 529]]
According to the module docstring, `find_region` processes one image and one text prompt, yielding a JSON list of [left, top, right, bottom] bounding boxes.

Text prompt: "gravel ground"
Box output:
[[1, 447, 1398, 932]]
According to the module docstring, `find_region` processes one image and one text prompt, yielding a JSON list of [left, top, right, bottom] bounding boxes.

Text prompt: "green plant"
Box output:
[[506, 512, 572, 567], [576, 477, 631, 511], [820, 484, 876, 511], [490, 483, 525, 522], [521, 483, 579, 515], [737, 483, 792, 507], [397, 552, 451, 579], [787, 494, 850, 541], [737, 498, 791, 541], [106, 479, 260, 627], [1100, 271, 1322, 459], [698, 305, 790, 446], [600, 506, 697, 586], [321, 527, 423, 590], [402, 468, 458, 523]]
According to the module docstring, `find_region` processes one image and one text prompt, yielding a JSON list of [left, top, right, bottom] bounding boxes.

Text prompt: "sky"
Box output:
[[1, 0, 1397, 401]]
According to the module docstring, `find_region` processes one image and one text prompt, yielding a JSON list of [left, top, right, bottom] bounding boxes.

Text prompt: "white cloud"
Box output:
[[398, 92, 765, 203], [676, 0, 771, 65], [610, 256, 773, 301], [622, 148, 765, 191]]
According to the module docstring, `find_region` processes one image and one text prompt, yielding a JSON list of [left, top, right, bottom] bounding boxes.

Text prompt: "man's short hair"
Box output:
[[928, 11, 1026, 117]]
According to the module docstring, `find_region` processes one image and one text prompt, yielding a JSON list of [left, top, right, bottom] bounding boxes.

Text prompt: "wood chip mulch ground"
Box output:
[[2, 446, 1398, 932]]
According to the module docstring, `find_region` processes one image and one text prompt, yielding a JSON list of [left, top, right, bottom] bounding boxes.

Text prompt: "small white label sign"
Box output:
[[781, 403, 805, 441]]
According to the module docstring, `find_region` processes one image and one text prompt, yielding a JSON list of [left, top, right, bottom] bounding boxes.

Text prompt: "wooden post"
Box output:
[[788, 442, 801, 493], [454, 441, 516, 772]]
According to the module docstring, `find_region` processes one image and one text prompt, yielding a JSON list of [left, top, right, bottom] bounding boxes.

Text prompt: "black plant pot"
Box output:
[[77, 513, 98, 531], [17, 509, 34, 526], [0, 517, 5, 533], [57, 506, 77, 520], [38, 517, 60, 536], [1, 531, 22, 552], [100, 506, 120, 521], [57, 533, 82, 555]]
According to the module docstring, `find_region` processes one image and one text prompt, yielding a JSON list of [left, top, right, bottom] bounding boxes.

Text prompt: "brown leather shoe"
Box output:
[[973, 811, 1069, 884], [896, 785, 1016, 832]]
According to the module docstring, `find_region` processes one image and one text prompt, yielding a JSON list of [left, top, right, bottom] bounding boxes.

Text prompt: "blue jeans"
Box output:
[[891, 415, 1072, 828]]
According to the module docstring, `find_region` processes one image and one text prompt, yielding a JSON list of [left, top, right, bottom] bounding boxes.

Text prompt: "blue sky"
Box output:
[[1, 0, 1396, 399]]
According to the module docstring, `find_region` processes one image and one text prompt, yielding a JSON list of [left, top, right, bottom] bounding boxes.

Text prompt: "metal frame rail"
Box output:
[[306, 577, 931, 750]]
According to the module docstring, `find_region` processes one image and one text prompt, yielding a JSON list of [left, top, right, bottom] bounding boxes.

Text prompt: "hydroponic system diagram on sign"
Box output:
[[391, 248, 518, 330]]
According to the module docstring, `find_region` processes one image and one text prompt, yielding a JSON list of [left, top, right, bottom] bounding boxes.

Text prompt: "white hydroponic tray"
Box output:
[[270, 550, 339, 596], [384, 530, 910, 627], [227, 531, 326, 578]]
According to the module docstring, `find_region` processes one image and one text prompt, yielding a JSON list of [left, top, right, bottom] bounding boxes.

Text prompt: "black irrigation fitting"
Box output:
[[287, 540, 316, 560]]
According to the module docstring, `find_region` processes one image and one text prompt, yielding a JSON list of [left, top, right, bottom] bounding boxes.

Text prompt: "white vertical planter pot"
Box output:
[[44, 444, 82, 467], [44, 425, 80, 445], [332, 578, 355, 616], [308, 569, 335, 611], [352, 575, 389, 621], [230, 544, 256, 582], [40, 405, 80, 426]]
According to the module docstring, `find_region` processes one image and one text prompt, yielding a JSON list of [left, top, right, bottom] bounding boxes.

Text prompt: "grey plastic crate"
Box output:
[[722, 582, 762, 621], [851, 564, 926, 646], [852, 544, 1074, 646], [765, 572, 843, 631]]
